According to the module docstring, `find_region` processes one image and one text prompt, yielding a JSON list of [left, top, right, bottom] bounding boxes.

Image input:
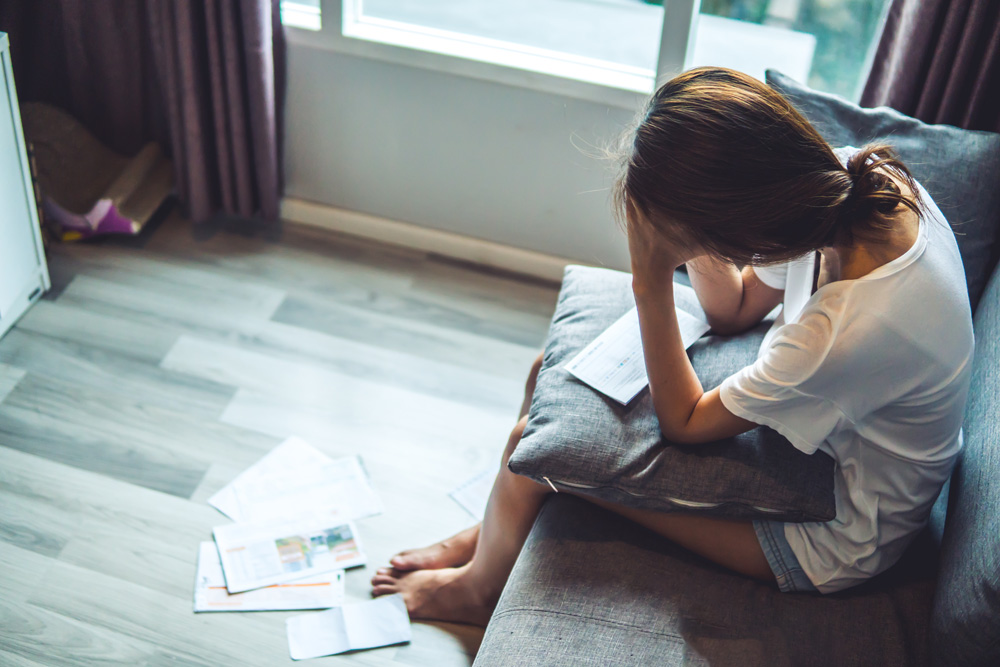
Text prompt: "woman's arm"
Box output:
[[627, 206, 757, 444], [633, 282, 757, 443], [686, 256, 784, 335]]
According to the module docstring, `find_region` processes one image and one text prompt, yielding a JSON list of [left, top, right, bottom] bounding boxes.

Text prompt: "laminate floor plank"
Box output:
[[0, 649, 55, 667], [0, 447, 226, 600], [138, 212, 421, 299], [45, 241, 291, 313], [409, 256, 559, 327], [0, 488, 79, 558], [0, 373, 277, 498], [218, 388, 509, 489], [0, 361, 25, 403], [15, 299, 180, 364], [272, 293, 542, 380], [229, 318, 526, 412], [59, 514, 213, 602], [57, 273, 285, 338], [187, 461, 244, 507], [0, 541, 57, 603], [274, 275, 550, 351], [163, 335, 519, 440], [28, 561, 299, 666], [0, 329, 234, 420], [0, 599, 210, 667]]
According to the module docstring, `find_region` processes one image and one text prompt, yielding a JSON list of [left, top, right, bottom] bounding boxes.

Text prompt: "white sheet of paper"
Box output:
[[448, 466, 495, 521], [193, 542, 344, 612], [286, 594, 412, 660], [208, 437, 382, 523], [214, 515, 366, 593], [565, 304, 710, 405]]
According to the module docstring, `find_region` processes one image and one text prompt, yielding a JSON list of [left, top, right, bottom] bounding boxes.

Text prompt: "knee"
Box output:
[[503, 415, 530, 463], [527, 352, 544, 387]]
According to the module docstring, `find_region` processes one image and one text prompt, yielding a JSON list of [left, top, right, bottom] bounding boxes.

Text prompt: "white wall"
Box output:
[[282, 41, 639, 271]]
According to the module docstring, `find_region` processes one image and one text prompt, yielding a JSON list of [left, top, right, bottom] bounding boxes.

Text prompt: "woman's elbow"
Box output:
[[704, 314, 747, 337]]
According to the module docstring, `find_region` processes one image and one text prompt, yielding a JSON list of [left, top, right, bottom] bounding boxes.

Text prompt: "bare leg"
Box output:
[[372, 351, 775, 624], [581, 497, 774, 583], [371, 414, 549, 625], [386, 352, 544, 572], [517, 351, 544, 420]]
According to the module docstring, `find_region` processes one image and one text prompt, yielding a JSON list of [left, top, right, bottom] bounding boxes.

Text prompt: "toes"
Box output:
[[376, 567, 395, 575], [389, 555, 417, 570], [370, 573, 399, 586], [371, 584, 399, 597]]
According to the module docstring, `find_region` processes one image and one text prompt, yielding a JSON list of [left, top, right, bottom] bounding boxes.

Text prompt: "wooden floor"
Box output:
[[0, 209, 560, 666]]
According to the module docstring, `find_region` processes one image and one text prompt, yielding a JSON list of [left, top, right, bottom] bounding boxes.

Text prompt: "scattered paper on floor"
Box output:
[[286, 594, 412, 660], [194, 542, 345, 612], [214, 514, 366, 593], [208, 436, 382, 523]]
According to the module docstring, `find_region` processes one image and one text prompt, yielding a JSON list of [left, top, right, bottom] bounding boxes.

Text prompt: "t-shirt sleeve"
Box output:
[[751, 261, 788, 290], [719, 309, 847, 455]]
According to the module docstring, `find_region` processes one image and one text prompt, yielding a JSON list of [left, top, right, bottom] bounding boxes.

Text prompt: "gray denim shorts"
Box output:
[[753, 520, 818, 593]]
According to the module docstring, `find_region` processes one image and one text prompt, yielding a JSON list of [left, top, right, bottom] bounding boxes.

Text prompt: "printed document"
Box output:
[[194, 542, 345, 612], [209, 437, 382, 523], [214, 514, 366, 594], [565, 304, 710, 404], [286, 594, 412, 660]]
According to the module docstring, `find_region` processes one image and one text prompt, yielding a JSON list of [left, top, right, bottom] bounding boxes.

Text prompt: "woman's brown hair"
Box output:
[[613, 67, 923, 266]]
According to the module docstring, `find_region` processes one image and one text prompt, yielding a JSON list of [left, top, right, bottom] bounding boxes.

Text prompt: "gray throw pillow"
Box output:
[[508, 265, 837, 522], [766, 70, 1000, 313]]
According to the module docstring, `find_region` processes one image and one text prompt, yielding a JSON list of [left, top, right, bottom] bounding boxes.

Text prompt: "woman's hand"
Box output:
[[626, 203, 697, 295]]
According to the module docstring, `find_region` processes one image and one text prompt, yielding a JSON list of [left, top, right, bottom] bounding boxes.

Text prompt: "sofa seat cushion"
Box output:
[[508, 265, 836, 523], [475, 495, 938, 667], [930, 266, 1000, 665]]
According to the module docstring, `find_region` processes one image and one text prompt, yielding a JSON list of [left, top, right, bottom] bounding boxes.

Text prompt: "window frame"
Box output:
[[283, 0, 704, 110]]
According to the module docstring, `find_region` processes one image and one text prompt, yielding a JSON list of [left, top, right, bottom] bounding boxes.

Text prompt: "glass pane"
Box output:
[[693, 0, 892, 100], [281, 0, 322, 31], [360, 0, 666, 74]]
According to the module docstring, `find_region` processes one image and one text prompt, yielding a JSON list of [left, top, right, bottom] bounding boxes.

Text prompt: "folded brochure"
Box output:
[[286, 594, 411, 660], [194, 541, 345, 612], [214, 514, 365, 594]]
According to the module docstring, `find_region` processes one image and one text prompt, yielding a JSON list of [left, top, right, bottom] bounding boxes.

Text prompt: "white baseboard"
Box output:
[[280, 197, 579, 282]]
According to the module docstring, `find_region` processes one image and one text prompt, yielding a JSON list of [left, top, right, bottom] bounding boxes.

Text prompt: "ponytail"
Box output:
[[833, 144, 924, 245]]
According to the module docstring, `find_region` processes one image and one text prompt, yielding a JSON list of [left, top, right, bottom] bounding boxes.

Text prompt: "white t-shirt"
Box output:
[[719, 166, 974, 594]]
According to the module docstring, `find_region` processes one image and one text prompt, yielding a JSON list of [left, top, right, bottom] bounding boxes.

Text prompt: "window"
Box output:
[[284, 1, 890, 102], [281, 0, 322, 31], [695, 0, 892, 100], [341, 0, 685, 93]]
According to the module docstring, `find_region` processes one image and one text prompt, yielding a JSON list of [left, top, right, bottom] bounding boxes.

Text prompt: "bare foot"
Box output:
[[387, 525, 480, 571], [371, 564, 496, 626]]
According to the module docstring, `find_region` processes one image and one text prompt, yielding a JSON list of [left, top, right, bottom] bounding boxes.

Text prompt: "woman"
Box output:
[[371, 67, 973, 621]]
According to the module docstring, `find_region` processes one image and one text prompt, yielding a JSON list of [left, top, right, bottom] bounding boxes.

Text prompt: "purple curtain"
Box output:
[[861, 0, 1000, 133], [0, 0, 285, 223]]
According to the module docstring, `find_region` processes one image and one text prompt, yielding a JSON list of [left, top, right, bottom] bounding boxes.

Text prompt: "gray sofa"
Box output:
[[474, 76, 1000, 667]]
